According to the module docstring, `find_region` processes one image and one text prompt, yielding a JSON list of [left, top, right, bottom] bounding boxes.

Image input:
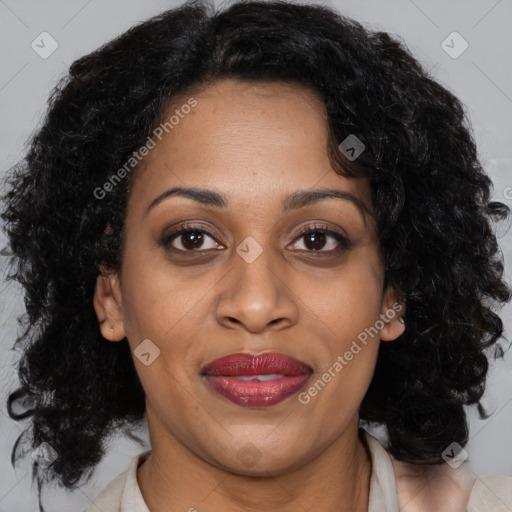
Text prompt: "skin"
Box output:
[[392, 459, 474, 512], [93, 78, 408, 512]]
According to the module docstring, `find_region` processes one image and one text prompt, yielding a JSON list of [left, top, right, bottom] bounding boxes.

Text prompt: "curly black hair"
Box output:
[[2, 0, 511, 501]]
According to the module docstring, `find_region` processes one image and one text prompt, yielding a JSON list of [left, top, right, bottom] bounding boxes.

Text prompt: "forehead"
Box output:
[[176, 79, 327, 148], [130, 78, 373, 215]]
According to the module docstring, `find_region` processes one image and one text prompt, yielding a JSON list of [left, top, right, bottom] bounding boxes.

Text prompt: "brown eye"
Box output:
[[302, 231, 328, 251], [161, 225, 224, 252], [176, 230, 206, 250], [290, 225, 351, 253]]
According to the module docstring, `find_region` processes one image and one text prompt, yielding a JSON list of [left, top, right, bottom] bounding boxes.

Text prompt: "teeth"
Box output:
[[232, 374, 284, 381]]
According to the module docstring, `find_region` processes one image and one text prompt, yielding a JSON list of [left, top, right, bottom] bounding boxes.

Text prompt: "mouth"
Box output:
[[201, 351, 313, 407]]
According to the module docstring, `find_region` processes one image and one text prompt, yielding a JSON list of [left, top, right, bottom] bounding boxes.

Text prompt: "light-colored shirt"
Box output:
[[82, 430, 512, 512]]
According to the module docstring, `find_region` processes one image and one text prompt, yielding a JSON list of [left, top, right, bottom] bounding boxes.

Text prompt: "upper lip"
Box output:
[[201, 351, 313, 376]]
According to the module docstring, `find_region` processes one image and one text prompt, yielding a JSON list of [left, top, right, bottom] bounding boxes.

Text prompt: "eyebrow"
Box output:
[[145, 186, 371, 225]]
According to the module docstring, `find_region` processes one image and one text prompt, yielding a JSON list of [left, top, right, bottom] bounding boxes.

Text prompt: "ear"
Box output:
[[379, 284, 406, 342], [93, 266, 126, 342]]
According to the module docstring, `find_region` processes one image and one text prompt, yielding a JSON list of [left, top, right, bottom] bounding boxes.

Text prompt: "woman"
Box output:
[[2, 1, 511, 510]]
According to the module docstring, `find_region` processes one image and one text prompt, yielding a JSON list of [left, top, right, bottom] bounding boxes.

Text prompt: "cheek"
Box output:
[[118, 251, 217, 396], [118, 267, 200, 417], [297, 256, 383, 399], [300, 254, 384, 344], [120, 251, 211, 342]]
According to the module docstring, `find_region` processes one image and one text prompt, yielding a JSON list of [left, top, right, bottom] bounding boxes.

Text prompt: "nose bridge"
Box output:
[[235, 237, 278, 295], [215, 236, 298, 332]]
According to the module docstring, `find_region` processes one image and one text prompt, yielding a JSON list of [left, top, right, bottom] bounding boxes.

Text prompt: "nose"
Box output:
[[214, 244, 299, 333]]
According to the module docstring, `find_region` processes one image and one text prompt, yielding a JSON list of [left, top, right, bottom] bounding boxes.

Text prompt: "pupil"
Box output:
[[182, 231, 203, 250], [305, 232, 325, 250]]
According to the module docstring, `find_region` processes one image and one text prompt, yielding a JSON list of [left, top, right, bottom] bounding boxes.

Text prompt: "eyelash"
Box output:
[[161, 222, 351, 255], [293, 224, 351, 253]]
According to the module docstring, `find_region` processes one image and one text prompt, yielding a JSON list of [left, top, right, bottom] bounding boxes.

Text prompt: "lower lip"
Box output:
[[202, 374, 312, 407]]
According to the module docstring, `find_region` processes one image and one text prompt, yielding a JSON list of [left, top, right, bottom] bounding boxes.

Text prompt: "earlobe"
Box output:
[[93, 269, 126, 342], [379, 286, 406, 342]]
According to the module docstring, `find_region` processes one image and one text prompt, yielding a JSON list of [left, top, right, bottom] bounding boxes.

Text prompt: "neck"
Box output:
[[137, 408, 372, 512]]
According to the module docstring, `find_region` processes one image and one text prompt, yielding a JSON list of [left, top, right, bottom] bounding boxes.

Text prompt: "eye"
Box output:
[[289, 224, 351, 253], [161, 224, 224, 252], [160, 222, 351, 255]]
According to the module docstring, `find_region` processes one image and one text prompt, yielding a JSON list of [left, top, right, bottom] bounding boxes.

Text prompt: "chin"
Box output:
[[209, 443, 312, 477]]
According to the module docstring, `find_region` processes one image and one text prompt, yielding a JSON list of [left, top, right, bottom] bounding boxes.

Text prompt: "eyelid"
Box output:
[[291, 222, 347, 241], [289, 222, 351, 251], [160, 222, 223, 248]]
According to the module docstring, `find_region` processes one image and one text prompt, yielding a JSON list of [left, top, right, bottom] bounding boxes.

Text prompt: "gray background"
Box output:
[[1, 0, 511, 510]]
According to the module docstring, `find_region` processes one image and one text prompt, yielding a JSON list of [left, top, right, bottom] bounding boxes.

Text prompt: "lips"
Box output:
[[201, 352, 312, 407]]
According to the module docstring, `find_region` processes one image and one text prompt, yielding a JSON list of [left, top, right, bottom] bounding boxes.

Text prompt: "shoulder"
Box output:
[[466, 474, 512, 511], [81, 450, 151, 512], [81, 471, 127, 512], [391, 458, 512, 512]]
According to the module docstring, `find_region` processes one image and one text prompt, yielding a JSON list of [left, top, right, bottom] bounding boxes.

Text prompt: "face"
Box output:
[[94, 78, 405, 476]]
